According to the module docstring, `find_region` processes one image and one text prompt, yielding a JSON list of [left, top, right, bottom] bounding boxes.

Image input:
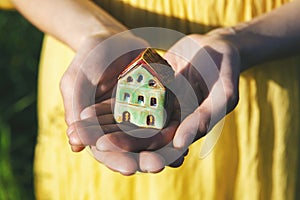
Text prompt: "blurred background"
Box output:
[[0, 9, 43, 200]]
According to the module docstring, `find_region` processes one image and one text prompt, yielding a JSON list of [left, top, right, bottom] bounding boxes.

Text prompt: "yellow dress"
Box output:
[[2, 0, 300, 199]]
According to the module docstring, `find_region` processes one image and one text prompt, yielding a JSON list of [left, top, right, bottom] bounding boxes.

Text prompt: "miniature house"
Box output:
[[114, 48, 175, 129]]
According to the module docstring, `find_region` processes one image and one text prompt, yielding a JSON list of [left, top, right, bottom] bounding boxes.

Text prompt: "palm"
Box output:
[[66, 33, 241, 175], [68, 97, 186, 175], [60, 32, 148, 151], [64, 33, 187, 174]]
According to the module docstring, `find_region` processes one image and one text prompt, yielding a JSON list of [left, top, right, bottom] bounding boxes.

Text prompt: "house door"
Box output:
[[147, 115, 155, 126], [122, 111, 130, 122]]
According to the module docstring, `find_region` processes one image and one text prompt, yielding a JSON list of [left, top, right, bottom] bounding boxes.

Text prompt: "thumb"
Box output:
[[173, 104, 211, 149], [60, 35, 107, 125], [60, 67, 95, 126], [173, 76, 236, 149]]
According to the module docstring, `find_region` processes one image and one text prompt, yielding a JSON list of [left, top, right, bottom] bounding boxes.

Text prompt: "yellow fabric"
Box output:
[[35, 0, 300, 200], [0, 0, 13, 10]]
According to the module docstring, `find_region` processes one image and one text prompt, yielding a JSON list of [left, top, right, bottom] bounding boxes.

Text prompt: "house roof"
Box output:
[[119, 48, 175, 86]]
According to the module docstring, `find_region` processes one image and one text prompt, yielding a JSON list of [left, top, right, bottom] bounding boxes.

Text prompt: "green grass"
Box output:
[[0, 9, 43, 200]]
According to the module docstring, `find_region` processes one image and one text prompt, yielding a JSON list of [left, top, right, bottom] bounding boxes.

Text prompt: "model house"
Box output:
[[114, 48, 175, 129]]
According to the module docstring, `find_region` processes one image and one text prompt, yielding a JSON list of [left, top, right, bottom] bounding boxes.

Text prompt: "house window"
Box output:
[[123, 93, 130, 102], [148, 79, 156, 87], [137, 74, 143, 82], [150, 97, 157, 106], [127, 76, 133, 82], [138, 95, 144, 105], [147, 115, 155, 126], [122, 111, 130, 122]]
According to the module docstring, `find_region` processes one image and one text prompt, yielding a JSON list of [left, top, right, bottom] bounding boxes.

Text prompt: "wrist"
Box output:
[[53, 0, 128, 52], [76, 29, 145, 57], [207, 25, 257, 72], [73, 20, 128, 52]]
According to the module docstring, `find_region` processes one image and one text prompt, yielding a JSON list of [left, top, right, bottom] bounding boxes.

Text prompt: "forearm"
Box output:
[[219, 0, 300, 71], [11, 0, 127, 51]]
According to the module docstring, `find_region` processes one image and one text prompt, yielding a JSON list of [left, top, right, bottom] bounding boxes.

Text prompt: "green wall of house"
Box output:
[[114, 66, 167, 129]]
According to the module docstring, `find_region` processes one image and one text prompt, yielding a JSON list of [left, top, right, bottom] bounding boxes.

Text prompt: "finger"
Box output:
[[60, 60, 96, 126], [96, 121, 179, 152], [168, 149, 189, 168], [138, 151, 165, 173], [80, 98, 114, 120], [96, 114, 115, 125], [91, 146, 138, 176], [156, 146, 188, 167], [164, 35, 203, 72], [168, 156, 184, 168], [60, 36, 116, 125], [68, 121, 137, 147], [96, 130, 159, 152], [68, 123, 128, 147], [60, 64, 96, 153], [68, 126, 105, 146], [173, 73, 235, 149], [67, 114, 115, 132], [68, 123, 137, 146], [173, 100, 211, 149], [96, 128, 159, 152], [70, 145, 85, 152]]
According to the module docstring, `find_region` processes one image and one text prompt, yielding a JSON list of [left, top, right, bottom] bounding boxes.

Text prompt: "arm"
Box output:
[[88, 0, 300, 173], [11, 0, 127, 51], [65, 0, 300, 174], [218, 0, 300, 70], [169, 0, 300, 149], [12, 0, 148, 152]]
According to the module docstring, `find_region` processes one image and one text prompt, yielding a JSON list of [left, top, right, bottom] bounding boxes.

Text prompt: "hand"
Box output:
[[91, 31, 241, 173], [163, 31, 240, 150], [60, 31, 148, 152], [68, 98, 189, 175], [66, 30, 241, 175]]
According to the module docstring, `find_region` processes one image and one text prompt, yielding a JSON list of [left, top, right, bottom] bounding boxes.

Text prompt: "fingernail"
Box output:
[[71, 145, 85, 152]]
